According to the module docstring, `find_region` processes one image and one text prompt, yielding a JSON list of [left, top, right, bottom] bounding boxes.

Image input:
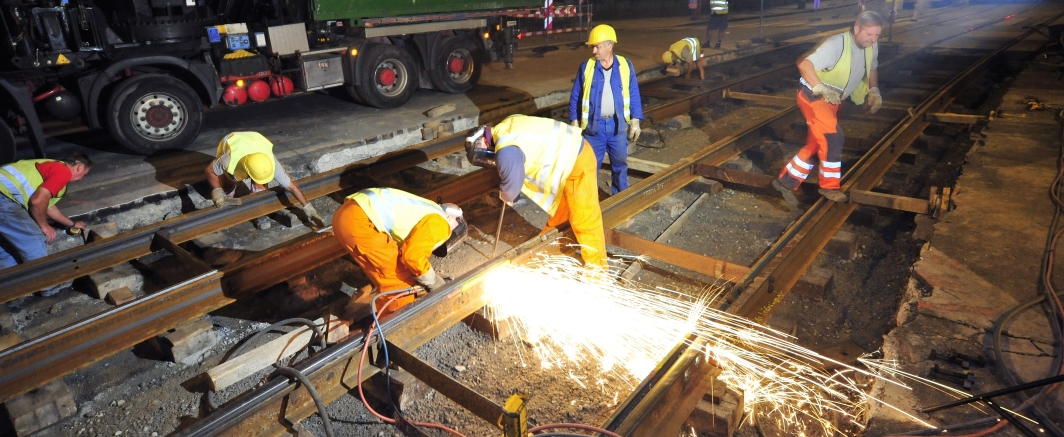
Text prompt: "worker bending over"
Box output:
[[771, 11, 885, 205], [205, 131, 321, 229], [333, 188, 467, 317], [569, 24, 643, 195], [0, 154, 92, 270], [663, 37, 705, 80], [465, 114, 608, 268]]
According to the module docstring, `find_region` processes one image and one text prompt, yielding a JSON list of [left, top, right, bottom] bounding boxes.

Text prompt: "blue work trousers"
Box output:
[[586, 116, 629, 194], [0, 196, 48, 269]]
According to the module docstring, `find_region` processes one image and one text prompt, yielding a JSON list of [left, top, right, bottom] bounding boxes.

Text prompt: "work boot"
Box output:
[[818, 188, 849, 203], [771, 179, 799, 207], [715, 41, 722, 49], [253, 216, 271, 230]]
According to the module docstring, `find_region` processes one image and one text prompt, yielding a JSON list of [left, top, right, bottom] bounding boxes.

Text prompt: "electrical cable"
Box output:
[[273, 365, 335, 437], [528, 423, 624, 437]]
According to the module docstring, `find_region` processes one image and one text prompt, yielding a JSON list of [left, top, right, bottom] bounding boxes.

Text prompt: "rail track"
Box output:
[[1, 4, 1059, 436]]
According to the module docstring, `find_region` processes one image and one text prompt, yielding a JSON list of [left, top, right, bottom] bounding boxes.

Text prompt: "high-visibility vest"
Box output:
[[669, 38, 701, 62], [0, 159, 66, 210], [347, 187, 449, 248], [710, 0, 728, 14], [579, 54, 633, 129], [492, 115, 584, 215], [217, 132, 275, 179], [815, 31, 876, 104]]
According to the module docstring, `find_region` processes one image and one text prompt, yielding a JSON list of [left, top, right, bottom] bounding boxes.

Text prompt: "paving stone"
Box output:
[[661, 114, 692, 130], [823, 230, 857, 259], [424, 103, 456, 118], [105, 286, 136, 306], [421, 127, 437, 141], [5, 379, 77, 436], [463, 309, 516, 341], [791, 267, 833, 300], [690, 107, 714, 126], [688, 379, 743, 437], [85, 263, 143, 300], [160, 319, 217, 366], [363, 369, 434, 412], [190, 232, 227, 250]]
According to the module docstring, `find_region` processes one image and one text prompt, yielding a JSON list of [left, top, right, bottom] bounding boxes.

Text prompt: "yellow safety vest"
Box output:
[[217, 132, 275, 180], [669, 38, 701, 62], [347, 187, 449, 248], [710, 0, 728, 14], [492, 115, 584, 215], [0, 159, 66, 210], [815, 32, 875, 104], [579, 54, 632, 129]]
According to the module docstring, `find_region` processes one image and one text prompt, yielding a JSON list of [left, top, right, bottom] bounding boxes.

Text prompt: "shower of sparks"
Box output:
[[482, 254, 935, 435]]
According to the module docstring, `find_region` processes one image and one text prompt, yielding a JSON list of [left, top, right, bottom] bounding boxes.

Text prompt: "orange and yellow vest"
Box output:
[[348, 187, 449, 248]]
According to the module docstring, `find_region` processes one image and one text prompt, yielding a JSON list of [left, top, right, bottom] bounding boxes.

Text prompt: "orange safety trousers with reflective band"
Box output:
[[543, 143, 607, 267], [778, 88, 844, 190], [332, 200, 449, 318]]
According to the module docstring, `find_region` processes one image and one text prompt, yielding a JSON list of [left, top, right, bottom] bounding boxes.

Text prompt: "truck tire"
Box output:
[[0, 121, 15, 165], [352, 44, 416, 109], [106, 75, 203, 155], [429, 36, 482, 94]]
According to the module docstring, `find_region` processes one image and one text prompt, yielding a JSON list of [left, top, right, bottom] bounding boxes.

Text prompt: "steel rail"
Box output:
[[727, 10, 1064, 323]]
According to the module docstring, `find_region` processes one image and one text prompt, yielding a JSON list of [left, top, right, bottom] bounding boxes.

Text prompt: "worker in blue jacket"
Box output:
[[568, 24, 644, 195]]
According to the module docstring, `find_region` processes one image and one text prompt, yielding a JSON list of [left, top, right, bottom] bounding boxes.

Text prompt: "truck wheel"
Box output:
[[429, 36, 482, 94], [353, 44, 416, 109], [106, 75, 203, 155], [0, 121, 15, 165]]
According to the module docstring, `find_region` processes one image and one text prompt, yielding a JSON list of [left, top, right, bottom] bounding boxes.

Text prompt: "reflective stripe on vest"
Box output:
[[0, 159, 65, 210], [218, 132, 275, 179], [347, 187, 449, 247], [579, 55, 632, 129], [710, 0, 728, 14], [492, 115, 583, 215], [815, 32, 875, 104], [669, 38, 700, 62]]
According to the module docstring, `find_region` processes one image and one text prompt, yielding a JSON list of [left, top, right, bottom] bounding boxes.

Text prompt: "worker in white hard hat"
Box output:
[[205, 132, 322, 229], [569, 24, 643, 195]]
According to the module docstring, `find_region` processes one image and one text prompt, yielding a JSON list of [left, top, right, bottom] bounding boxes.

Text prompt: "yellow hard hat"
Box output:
[[242, 152, 275, 184], [662, 51, 675, 64], [587, 24, 617, 46]]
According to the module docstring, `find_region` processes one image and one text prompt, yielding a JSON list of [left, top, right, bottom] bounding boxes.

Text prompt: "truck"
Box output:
[[0, 0, 583, 163]]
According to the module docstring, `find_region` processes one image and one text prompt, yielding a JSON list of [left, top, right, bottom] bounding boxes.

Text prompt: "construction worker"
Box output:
[[332, 188, 467, 317], [663, 38, 706, 80], [465, 115, 607, 268], [771, 11, 885, 205], [205, 131, 321, 229], [0, 153, 92, 270], [569, 24, 643, 195], [705, 0, 728, 50]]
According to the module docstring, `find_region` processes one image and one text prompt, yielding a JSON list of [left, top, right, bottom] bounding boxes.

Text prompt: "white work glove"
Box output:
[[416, 267, 446, 292], [570, 120, 579, 127], [628, 119, 641, 142], [866, 87, 882, 114], [211, 187, 227, 208], [811, 83, 841, 105], [302, 203, 323, 224]]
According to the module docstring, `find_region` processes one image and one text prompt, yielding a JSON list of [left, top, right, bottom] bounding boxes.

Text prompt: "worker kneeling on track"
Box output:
[[333, 187, 467, 318], [465, 114, 608, 268], [205, 131, 322, 229], [662, 37, 705, 80]]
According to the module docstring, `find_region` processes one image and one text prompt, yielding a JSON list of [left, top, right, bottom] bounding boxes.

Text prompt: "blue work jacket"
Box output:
[[568, 55, 644, 136]]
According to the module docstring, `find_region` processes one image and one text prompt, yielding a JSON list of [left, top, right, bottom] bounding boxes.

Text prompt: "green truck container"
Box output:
[[315, 0, 542, 22]]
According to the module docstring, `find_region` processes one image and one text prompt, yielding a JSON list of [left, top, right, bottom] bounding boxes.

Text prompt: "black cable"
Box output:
[[274, 365, 335, 437]]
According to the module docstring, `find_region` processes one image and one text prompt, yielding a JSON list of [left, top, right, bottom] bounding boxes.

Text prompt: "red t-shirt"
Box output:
[[35, 161, 72, 197]]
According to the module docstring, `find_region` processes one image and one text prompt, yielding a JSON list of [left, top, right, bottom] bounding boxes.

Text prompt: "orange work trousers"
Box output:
[[544, 143, 608, 267], [332, 200, 416, 318], [777, 87, 845, 190]]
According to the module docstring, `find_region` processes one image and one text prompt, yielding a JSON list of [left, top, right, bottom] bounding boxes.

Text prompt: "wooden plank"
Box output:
[[694, 164, 775, 188], [208, 317, 344, 391], [657, 193, 710, 243], [925, 112, 987, 124], [605, 229, 749, 282], [849, 190, 930, 214]]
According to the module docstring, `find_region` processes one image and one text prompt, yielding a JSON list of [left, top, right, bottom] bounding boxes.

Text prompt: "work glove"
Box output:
[[811, 83, 841, 105], [628, 119, 641, 142], [302, 203, 323, 225], [416, 267, 446, 292], [211, 187, 227, 208], [570, 120, 579, 127], [866, 87, 883, 114]]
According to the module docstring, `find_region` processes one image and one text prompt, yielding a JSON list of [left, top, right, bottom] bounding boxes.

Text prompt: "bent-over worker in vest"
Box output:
[[333, 188, 467, 317], [663, 37, 705, 80], [0, 153, 92, 270], [465, 115, 607, 268], [569, 24, 643, 195], [205, 131, 322, 229], [771, 11, 885, 206]]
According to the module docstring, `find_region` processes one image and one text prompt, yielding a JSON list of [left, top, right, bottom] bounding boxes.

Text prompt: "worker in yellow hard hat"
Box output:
[[569, 24, 643, 196], [205, 132, 322, 229], [663, 37, 705, 80]]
